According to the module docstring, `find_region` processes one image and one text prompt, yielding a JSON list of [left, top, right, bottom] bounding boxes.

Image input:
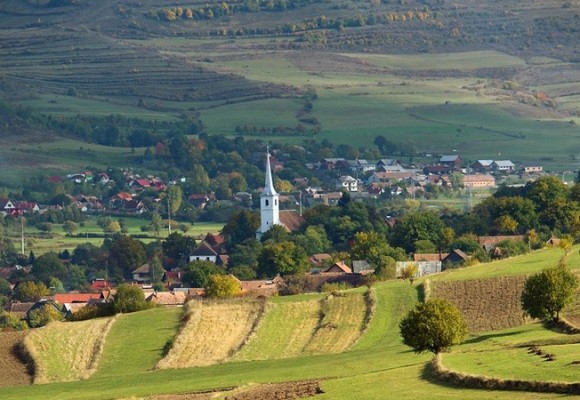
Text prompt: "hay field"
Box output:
[[233, 299, 320, 361], [157, 300, 265, 369], [0, 331, 31, 387], [430, 276, 527, 333], [303, 292, 367, 355], [23, 317, 115, 384]]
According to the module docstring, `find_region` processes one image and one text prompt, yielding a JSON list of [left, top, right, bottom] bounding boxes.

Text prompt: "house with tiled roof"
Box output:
[[146, 291, 187, 306], [473, 160, 494, 173], [322, 261, 352, 274], [0, 198, 17, 216], [132, 263, 153, 283], [414, 253, 448, 262], [463, 174, 496, 189], [189, 234, 228, 265]]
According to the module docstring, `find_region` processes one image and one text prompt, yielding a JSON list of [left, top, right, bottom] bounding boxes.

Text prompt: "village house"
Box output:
[[472, 160, 494, 173], [492, 160, 515, 173], [463, 174, 496, 189], [439, 155, 463, 170], [0, 198, 17, 216], [320, 158, 348, 170], [190, 234, 229, 265], [522, 163, 543, 174], [376, 159, 402, 171], [336, 175, 359, 192], [322, 261, 352, 274]]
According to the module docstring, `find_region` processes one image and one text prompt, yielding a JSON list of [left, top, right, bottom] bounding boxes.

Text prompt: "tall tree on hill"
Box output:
[[162, 232, 196, 269], [400, 298, 468, 354], [107, 235, 147, 280], [257, 241, 308, 278], [521, 264, 578, 322]]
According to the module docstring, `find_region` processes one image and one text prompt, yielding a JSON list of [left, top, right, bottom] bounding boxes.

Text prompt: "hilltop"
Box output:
[[1, 0, 580, 172]]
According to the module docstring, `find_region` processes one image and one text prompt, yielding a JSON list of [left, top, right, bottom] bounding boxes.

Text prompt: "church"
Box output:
[[256, 149, 304, 239]]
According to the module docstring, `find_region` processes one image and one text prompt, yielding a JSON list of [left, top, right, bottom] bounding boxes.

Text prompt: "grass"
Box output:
[[9, 218, 224, 255], [233, 298, 320, 361], [427, 245, 579, 282], [442, 324, 580, 383], [303, 291, 367, 355], [23, 317, 115, 384], [157, 299, 264, 368], [0, 279, 572, 400], [93, 307, 180, 378]]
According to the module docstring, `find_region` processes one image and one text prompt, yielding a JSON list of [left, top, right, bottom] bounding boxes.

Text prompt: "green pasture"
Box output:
[[428, 245, 579, 282], [443, 323, 580, 383], [11, 218, 223, 255], [350, 51, 526, 71], [18, 95, 175, 120], [4, 250, 580, 399]]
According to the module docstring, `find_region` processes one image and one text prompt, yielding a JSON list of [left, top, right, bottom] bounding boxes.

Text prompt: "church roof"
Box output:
[[279, 210, 304, 232]]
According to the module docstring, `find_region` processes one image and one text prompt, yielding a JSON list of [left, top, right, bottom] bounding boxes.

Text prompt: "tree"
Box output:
[[63, 220, 78, 236], [205, 274, 241, 298], [28, 303, 65, 328], [13, 281, 49, 302], [391, 210, 445, 253], [32, 252, 66, 284], [162, 232, 196, 269], [521, 264, 578, 322], [257, 241, 309, 277], [107, 235, 147, 279], [221, 209, 260, 250], [183, 260, 225, 288], [167, 185, 183, 215], [150, 212, 163, 237], [399, 298, 468, 354], [112, 284, 150, 314]]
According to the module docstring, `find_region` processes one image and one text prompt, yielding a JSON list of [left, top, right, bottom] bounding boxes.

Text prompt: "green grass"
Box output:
[[0, 280, 572, 400], [443, 324, 580, 383], [427, 245, 579, 282], [93, 307, 180, 378]]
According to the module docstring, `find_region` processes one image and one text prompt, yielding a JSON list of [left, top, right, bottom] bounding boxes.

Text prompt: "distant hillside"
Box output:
[[1, 0, 580, 166]]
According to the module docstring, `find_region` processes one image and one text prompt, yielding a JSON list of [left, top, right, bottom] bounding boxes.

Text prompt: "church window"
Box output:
[[265, 199, 269, 206]]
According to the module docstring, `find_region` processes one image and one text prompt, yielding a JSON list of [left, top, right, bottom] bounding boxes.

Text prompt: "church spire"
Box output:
[[263, 146, 278, 196]]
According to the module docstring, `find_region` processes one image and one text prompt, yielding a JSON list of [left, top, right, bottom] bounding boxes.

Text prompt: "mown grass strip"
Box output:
[[24, 317, 115, 384]]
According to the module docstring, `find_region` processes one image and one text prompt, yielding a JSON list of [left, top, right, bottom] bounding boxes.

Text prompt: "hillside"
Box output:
[[3, 247, 580, 399], [1, 0, 580, 172]]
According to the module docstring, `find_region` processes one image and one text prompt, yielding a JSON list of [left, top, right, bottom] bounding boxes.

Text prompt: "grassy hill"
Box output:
[[1, 0, 580, 175], [2, 246, 580, 399]]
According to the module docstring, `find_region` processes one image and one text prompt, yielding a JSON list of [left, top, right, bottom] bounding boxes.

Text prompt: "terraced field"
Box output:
[[157, 299, 266, 368], [23, 317, 115, 384]]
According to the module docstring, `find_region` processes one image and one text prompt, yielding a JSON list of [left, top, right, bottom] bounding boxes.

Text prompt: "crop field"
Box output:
[[0, 331, 31, 388], [157, 299, 265, 368], [430, 276, 528, 333], [23, 317, 115, 384], [303, 292, 367, 355]]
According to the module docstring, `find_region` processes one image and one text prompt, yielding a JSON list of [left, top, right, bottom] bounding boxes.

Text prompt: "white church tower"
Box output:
[[256, 147, 280, 239]]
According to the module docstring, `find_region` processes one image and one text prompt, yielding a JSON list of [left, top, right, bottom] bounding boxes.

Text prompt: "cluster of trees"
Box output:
[[150, 0, 321, 22], [234, 124, 319, 137]]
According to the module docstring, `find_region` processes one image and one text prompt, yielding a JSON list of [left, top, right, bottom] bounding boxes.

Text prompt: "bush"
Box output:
[[112, 284, 151, 313], [320, 282, 352, 292]]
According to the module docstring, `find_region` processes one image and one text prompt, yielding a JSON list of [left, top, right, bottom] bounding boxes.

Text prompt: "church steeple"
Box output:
[[263, 146, 278, 196], [257, 146, 280, 239]]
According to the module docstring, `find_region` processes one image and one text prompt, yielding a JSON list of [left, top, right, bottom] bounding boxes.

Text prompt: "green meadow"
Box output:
[[3, 246, 580, 399]]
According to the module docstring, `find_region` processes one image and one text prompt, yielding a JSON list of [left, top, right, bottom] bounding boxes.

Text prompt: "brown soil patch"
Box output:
[[147, 381, 322, 400], [0, 331, 32, 387], [431, 276, 527, 333]]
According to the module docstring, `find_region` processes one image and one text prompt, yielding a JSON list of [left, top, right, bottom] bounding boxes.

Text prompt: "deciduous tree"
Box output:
[[521, 264, 578, 322], [400, 298, 468, 354]]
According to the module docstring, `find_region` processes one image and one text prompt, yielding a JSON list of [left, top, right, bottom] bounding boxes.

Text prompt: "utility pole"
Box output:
[[167, 196, 172, 236], [20, 216, 25, 255]]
